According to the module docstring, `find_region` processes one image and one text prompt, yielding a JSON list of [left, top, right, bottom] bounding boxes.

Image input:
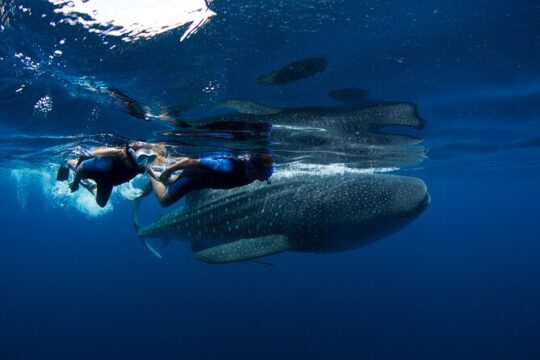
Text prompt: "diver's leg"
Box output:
[[70, 166, 84, 192], [95, 183, 113, 208], [69, 158, 91, 192], [150, 176, 193, 207], [70, 157, 113, 193], [149, 177, 170, 206], [67, 159, 78, 171]]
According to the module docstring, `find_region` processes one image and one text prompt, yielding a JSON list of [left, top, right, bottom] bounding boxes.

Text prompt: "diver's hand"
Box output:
[[159, 169, 171, 182], [146, 167, 159, 180]]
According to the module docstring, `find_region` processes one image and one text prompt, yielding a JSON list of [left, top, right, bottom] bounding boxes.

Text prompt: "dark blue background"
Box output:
[[1, 0, 540, 358], [1, 170, 539, 359]]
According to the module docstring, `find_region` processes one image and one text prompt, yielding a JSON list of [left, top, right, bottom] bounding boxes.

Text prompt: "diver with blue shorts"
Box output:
[[56, 143, 158, 207], [146, 153, 274, 207]]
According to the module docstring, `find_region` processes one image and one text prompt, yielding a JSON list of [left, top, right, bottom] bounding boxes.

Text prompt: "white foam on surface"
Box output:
[[51, 180, 114, 217], [49, 0, 216, 42], [10, 167, 113, 217], [117, 174, 150, 201], [274, 162, 398, 180]]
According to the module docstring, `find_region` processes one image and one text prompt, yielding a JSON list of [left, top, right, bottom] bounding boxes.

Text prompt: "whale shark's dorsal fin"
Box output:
[[195, 235, 291, 264], [220, 100, 282, 115]]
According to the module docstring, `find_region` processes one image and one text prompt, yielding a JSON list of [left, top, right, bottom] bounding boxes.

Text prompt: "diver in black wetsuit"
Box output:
[[146, 153, 274, 207], [56, 143, 158, 207]]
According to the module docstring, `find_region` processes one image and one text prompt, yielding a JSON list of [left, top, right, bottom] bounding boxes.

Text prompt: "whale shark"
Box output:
[[156, 89, 426, 169], [134, 172, 430, 264]]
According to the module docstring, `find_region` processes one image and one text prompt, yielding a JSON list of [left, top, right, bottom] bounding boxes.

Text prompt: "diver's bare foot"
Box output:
[[158, 170, 171, 182]]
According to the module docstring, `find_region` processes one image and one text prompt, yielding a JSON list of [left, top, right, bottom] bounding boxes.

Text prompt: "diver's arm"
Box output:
[[90, 147, 124, 157], [159, 157, 200, 181], [169, 157, 201, 171], [147, 167, 179, 185]]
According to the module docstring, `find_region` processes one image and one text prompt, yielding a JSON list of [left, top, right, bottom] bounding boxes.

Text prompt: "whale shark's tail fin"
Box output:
[[132, 198, 163, 259], [195, 235, 291, 264]]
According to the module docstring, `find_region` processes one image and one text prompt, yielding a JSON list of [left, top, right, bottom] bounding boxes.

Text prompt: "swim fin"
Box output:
[[56, 165, 70, 181]]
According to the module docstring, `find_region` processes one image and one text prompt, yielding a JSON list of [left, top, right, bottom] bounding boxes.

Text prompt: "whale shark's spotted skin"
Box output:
[[137, 173, 429, 264]]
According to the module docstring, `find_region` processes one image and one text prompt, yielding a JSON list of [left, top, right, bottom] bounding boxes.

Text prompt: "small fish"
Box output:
[[258, 57, 327, 85]]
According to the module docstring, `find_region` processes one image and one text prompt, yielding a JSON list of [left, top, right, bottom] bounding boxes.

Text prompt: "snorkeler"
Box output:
[[146, 153, 274, 207], [56, 143, 158, 207]]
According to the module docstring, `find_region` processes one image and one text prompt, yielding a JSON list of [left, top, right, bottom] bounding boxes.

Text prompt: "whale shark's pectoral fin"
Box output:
[[220, 100, 282, 115], [195, 235, 291, 264], [140, 238, 163, 259], [132, 200, 163, 259]]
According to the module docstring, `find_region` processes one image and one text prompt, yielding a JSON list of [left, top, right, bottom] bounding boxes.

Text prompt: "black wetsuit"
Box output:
[[164, 157, 263, 206], [77, 149, 144, 207]]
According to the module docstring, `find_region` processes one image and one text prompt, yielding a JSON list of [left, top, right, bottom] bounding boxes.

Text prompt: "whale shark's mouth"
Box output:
[[422, 193, 432, 208], [408, 192, 430, 217], [402, 192, 431, 219], [406, 186, 431, 218]]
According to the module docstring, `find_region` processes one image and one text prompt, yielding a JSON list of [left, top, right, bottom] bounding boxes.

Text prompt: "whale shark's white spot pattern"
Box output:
[[138, 173, 428, 263]]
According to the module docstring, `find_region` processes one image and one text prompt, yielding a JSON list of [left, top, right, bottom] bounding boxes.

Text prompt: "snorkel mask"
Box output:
[[129, 147, 157, 168]]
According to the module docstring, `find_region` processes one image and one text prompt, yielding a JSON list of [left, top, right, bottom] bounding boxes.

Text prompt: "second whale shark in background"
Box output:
[[134, 172, 430, 264], [160, 88, 426, 168]]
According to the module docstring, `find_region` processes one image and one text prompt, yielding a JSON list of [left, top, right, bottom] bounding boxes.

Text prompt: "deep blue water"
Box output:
[[1, 0, 540, 359]]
